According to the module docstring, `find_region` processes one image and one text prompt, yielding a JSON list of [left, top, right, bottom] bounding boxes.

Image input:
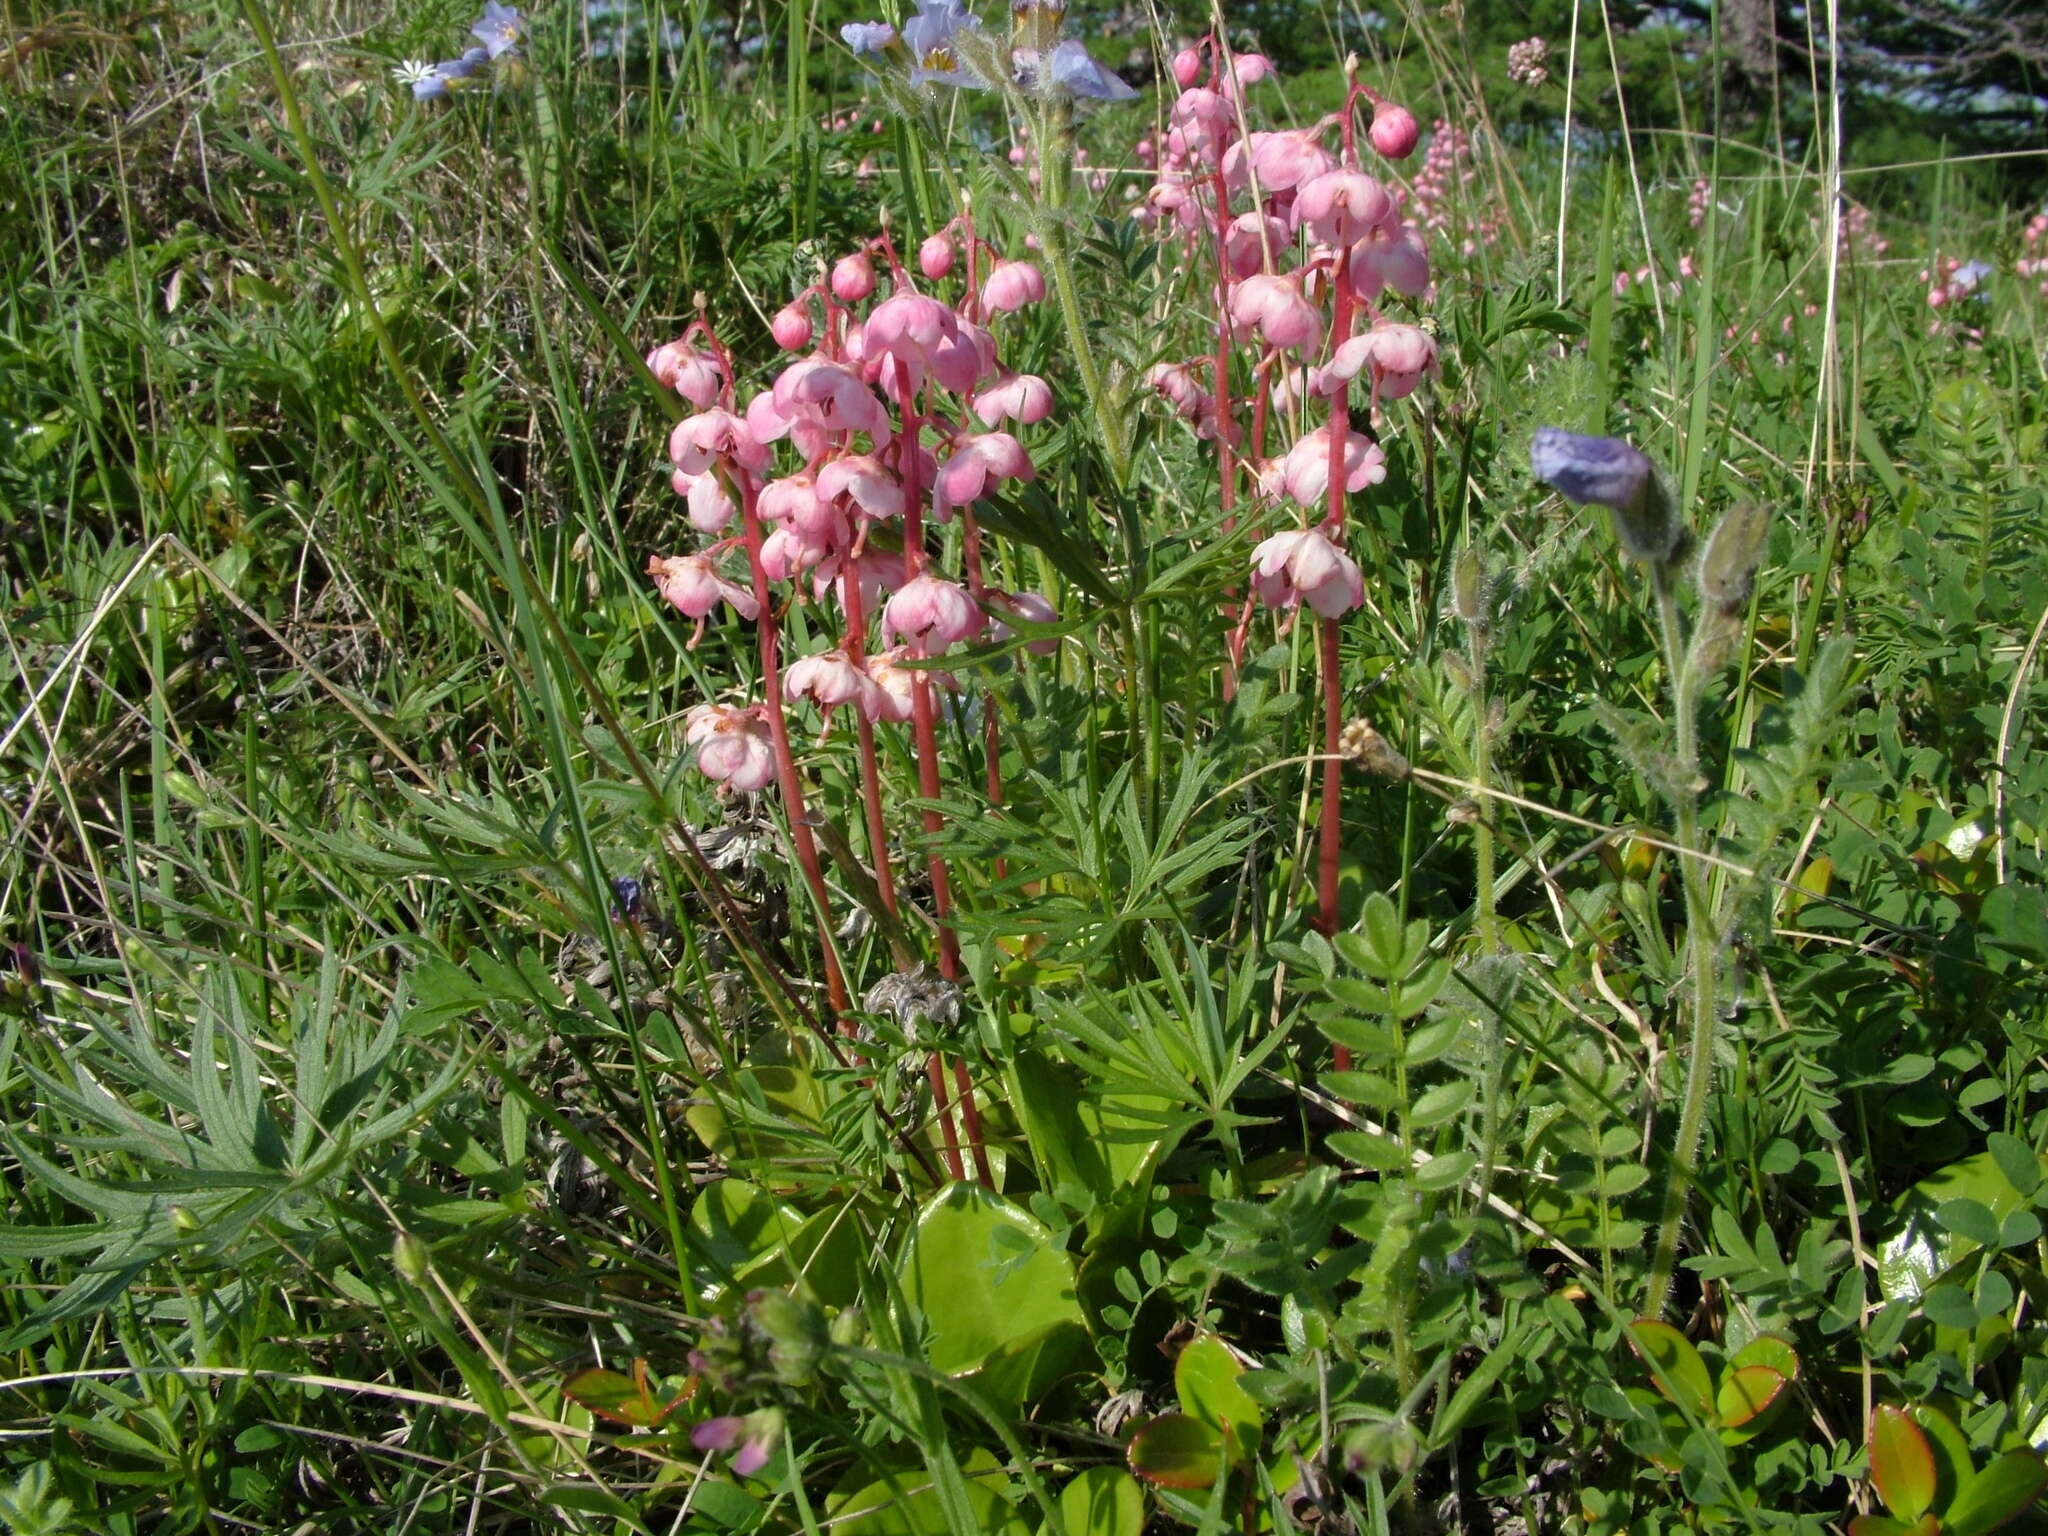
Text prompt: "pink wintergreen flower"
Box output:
[[770, 357, 889, 438], [686, 704, 778, 793], [646, 341, 726, 408], [786, 647, 886, 717], [1165, 88, 1235, 167], [1228, 273, 1323, 352], [919, 233, 956, 279], [1322, 323, 1439, 400], [986, 590, 1060, 654], [670, 468, 737, 534], [1348, 222, 1431, 300], [817, 452, 911, 520], [932, 320, 1000, 396], [934, 431, 1035, 514], [1223, 211, 1290, 280], [1369, 100, 1419, 160], [670, 409, 768, 475], [980, 260, 1047, 314], [832, 252, 877, 302], [1227, 130, 1337, 198], [836, 548, 909, 622], [970, 371, 1054, 427], [743, 391, 833, 463], [862, 292, 962, 391], [647, 554, 761, 638], [1280, 425, 1387, 507], [760, 519, 843, 583], [758, 471, 844, 541], [770, 304, 814, 351], [1292, 169, 1394, 246], [1250, 527, 1365, 617], [883, 573, 983, 652], [867, 646, 959, 723], [1171, 44, 1204, 87]]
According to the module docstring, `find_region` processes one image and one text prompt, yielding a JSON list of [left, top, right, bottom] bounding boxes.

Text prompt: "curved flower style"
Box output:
[[686, 703, 777, 792], [1250, 527, 1364, 617]]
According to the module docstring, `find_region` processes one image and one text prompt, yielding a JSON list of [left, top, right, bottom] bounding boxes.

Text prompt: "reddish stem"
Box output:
[[735, 470, 851, 1023], [837, 564, 900, 919], [1319, 244, 1359, 1072]]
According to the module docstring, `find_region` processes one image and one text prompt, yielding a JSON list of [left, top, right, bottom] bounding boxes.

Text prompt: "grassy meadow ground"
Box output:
[[4, 1, 2048, 1532]]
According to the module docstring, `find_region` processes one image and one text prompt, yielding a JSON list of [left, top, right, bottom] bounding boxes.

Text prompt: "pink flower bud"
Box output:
[[831, 252, 876, 302], [934, 431, 1035, 515], [1369, 99, 1419, 160], [770, 304, 814, 351], [919, 233, 955, 279], [1172, 45, 1204, 87], [980, 260, 1047, 313]]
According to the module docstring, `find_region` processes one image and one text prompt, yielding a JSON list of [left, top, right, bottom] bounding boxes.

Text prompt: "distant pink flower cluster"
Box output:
[[1838, 200, 1888, 259], [1407, 119, 1499, 255], [2016, 212, 2048, 298], [643, 221, 1058, 790], [1506, 36, 1548, 88], [1688, 177, 1712, 230], [1133, 40, 1441, 625]]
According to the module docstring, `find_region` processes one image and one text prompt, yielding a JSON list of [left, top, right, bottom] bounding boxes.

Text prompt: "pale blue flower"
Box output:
[[841, 21, 897, 54], [1047, 39, 1136, 100], [902, 0, 984, 86], [392, 58, 451, 100], [471, 1, 526, 59]]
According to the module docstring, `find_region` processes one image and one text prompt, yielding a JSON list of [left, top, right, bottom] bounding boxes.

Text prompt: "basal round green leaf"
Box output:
[[1127, 1413, 1224, 1490], [1870, 1405, 1937, 1522]]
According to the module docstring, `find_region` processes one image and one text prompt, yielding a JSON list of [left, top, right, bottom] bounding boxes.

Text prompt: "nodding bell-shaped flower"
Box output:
[[1348, 221, 1431, 300], [1228, 273, 1322, 352], [1280, 425, 1388, 507], [883, 573, 983, 653], [980, 260, 1047, 314], [817, 452, 910, 521], [757, 471, 838, 539], [1165, 88, 1234, 167], [768, 357, 889, 439], [669, 409, 768, 475], [1369, 99, 1419, 160], [1292, 169, 1393, 246], [786, 647, 886, 718], [759, 516, 845, 583], [934, 431, 1035, 515], [646, 340, 726, 408], [647, 554, 760, 646], [1250, 526, 1365, 617], [863, 293, 963, 390], [1323, 323, 1439, 401], [867, 646, 959, 723], [686, 703, 778, 793], [670, 468, 737, 534], [1227, 129, 1337, 198], [1222, 211, 1289, 280], [969, 371, 1054, 427], [986, 589, 1060, 654]]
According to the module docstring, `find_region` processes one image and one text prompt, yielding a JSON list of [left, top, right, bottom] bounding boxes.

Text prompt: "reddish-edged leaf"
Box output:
[[1626, 1319, 1714, 1420], [1716, 1366, 1788, 1439], [1870, 1405, 1938, 1522], [1729, 1335, 1798, 1382], [562, 1363, 693, 1428], [1944, 1450, 2048, 1536], [1126, 1413, 1224, 1490], [1847, 1516, 1940, 1536]]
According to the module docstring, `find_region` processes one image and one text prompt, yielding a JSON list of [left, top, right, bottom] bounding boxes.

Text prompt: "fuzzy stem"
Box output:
[[1034, 111, 1131, 488], [1644, 561, 1716, 1318]]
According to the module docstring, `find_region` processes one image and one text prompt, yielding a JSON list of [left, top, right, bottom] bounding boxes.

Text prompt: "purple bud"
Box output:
[[691, 1416, 746, 1453], [1529, 428, 1653, 512]]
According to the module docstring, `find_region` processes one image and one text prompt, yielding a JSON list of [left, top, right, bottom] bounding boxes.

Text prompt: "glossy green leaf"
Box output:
[[1847, 1517, 1940, 1536], [1908, 1402, 1976, 1512], [1175, 1334, 1262, 1456], [829, 1448, 1033, 1536], [899, 1183, 1089, 1406], [1944, 1450, 2048, 1536], [1715, 1365, 1787, 1440], [1126, 1413, 1224, 1490], [1870, 1405, 1937, 1521], [1627, 1319, 1714, 1420], [1879, 1151, 2048, 1302], [561, 1364, 688, 1428], [1044, 1466, 1144, 1536], [1729, 1335, 1799, 1381]]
